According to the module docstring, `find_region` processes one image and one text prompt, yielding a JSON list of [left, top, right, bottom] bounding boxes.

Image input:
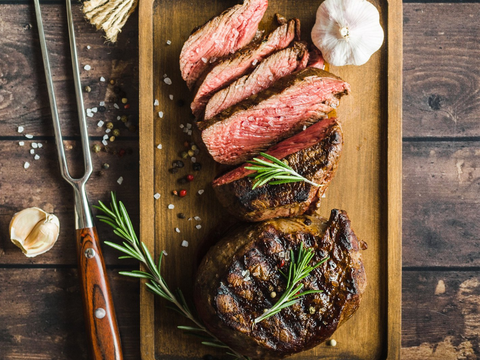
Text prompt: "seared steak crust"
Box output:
[[200, 68, 350, 165], [213, 118, 343, 221], [194, 210, 367, 359], [179, 0, 268, 89]]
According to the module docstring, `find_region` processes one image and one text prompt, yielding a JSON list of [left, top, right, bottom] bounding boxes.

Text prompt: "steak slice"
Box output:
[[213, 118, 343, 222], [194, 210, 367, 359], [179, 0, 268, 89], [192, 18, 299, 118], [200, 68, 350, 165], [205, 41, 309, 120]]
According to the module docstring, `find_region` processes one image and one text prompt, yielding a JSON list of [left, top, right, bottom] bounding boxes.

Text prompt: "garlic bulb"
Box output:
[[9, 207, 60, 257], [311, 0, 384, 66]]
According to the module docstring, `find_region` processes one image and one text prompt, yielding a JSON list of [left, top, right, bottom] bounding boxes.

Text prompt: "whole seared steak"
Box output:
[[194, 210, 367, 359], [179, 0, 268, 89], [213, 118, 343, 221], [199, 68, 350, 165], [205, 41, 309, 120], [192, 17, 299, 118]]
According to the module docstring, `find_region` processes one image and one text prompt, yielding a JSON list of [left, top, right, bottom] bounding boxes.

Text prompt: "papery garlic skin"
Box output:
[[10, 207, 60, 257], [311, 0, 384, 66]]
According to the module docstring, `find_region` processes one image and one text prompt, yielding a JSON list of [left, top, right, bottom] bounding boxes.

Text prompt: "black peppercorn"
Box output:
[[169, 168, 178, 174], [304, 218, 312, 226], [98, 106, 106, 112], [178, 177, 188, 185], [193, 163, 202, 171], [177, 213, 186, 219], [174, 160, 184, 168]]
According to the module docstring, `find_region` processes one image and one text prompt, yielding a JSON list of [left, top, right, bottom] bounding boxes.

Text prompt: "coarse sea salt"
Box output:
[[103, 134, 109, 140], [105, 128, 111, 133], [162, 250, 168, 256], [18, 141, 24, 146], [157, 144, 162, 149], [97, 120, 104, 127], [30, 149, 35, 155], [164, 77, 172, 85], [197, 189, 204, 195], [37, 143, 43, 148], [34, 154, 40, 160], [154, 99, 159, 106], [99, 101, 105, 106], [102, 140, 108, 146], [168, 204, 175, 210], [195, 225, 202, 230], [25, 134, 33, 139], [194, 216, 201, 221], [113, 103, 120, 109], [17, 126, 24, 133], [84, 64, 91, 71], [31, 143, 38, 149], [166, 40, 172, 45], [181, 240, 189, 248], [24, 162, 30, 169], [117, 176, 124, 185], [175, 228, 180, 233], [169, 95, 174, 100], [158, 111, 164, 118], [86, 45, 91, 50], [154, 193, 161, 200], [117, 116, 121, 121], [100, 77, 106, 82]]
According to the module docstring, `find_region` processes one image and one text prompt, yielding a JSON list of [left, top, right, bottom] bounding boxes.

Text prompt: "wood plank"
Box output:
[[402, 271, 480, 359], [0, 140, 139, 265], [0, 268, 140, 360], [403, 4, 480, 138], [403, 141, 480, 267], [0, 4, 138, 138]]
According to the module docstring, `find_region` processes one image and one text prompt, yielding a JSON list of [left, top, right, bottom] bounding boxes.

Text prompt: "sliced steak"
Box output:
[[205, 41, 309, 120], [179, 0, 268, 89], [191, 18, 299, 118], [194, 210, 367, 359], [307, 46, 325, 69], [213, 118, 342, 222], [200, 68, 350, 165]]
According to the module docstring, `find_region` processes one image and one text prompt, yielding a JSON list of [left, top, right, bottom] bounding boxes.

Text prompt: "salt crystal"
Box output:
[[175, 228, 180, 233], [105, 128, 111, 133], [279, 251, 285, 258], [86, 45, 91, 50], [201, 57, 207, 63], [103, 134, 109, 140], [194, 216, 201, 221], [97, 120, 104, 127], [84, 64, 91, 71], [157, 144, 162, 149], [181, 240, 189, 248], [113, 103, 120, 109], [187, 130, 192, 136], [166, 40, 172, 45], [25, 134, 33, 139], [100, 76, 105, 82], [117, 176, 124, 185], [191, 157, 196, 163], [322, 194, 326, 198], [158, 111, 164, 118], [196, 225, 202, 230], [154, 193, 161, 200], [86, 112, 94, 118], [102, 140, 108, 146], [18, 141, 24, 146], [164, 77, 172, 85], [24, 162, 30, 169], [99, 101, 105, 106], [163, 74, 168, 78], [169, 95, 174, 100], [179, 124, 185, 129], [168, 204, 175, 210], [197, 189, 204, 195], [17, 126, 24, 133], [252, 59, 258, 66], [37, 143, 43, 148], [183, 127, 188, 133], [117, 116, 121, 121], [186, 123, 192, 129], [31, 143, 38, 149], [303, 125, 307, 131], [154, 99, 159, 106], [91, 107, 98, 113], [162, 250, 168, 256], [34, 154, 40, 160], [188, 218, 192, 221], [30, 149, 35, 155]]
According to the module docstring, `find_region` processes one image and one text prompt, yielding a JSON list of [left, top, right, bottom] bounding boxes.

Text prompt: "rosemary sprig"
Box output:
[[254, 243, 328, 324], [245, 152, 321, 189], [94, 192, 250, 360]]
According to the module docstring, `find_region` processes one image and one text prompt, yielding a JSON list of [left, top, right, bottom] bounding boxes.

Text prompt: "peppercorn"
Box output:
[[91, 144, 101, 153], [270, 291, 277, 299], [98, 106, 106, 112], [184, 141, 190, 148], [186, 174, 194, 182], [173, 160, 184, 168], [193, 163, 202, 171], [179, 189, 187, 197], [304, 218, 312, 226], [169, 168, 178, 174], [172, 190, 178, 196], [121, 98, 128, 104], [279, 259, 285, 268], [120, 115, 128, 123], [110, 79, 115, 85], [181, 151, 188, 159], [109, 136, 116, 142], [309, 307, 316, 315], [177, 213, 186, 219], [112, 129, 120, 137], [85, 85, 92, 93], [106, 122, 114, 129], [191, 145, 198, 151], [118, 149, 126, 157], [102, 163, 110, 169], [113, 85, 121, 94], [124, 104, 131, 109], [97, 170, 105, 176], [128, 124, 137, 132], [178, 177, 187, 184], [187, 150, 194, 157]]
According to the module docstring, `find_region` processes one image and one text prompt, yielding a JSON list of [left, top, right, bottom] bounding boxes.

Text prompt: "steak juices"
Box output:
[[178, 0, 366, 358]]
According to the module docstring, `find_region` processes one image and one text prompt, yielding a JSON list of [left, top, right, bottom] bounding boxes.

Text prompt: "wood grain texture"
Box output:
[[0, 4, 138, 138], [403, 141, 480, 267], [139, 0, 402, 359], [0, 268, 140, 360], [76, 227, 123, 360], [403, 4, 480, 138]]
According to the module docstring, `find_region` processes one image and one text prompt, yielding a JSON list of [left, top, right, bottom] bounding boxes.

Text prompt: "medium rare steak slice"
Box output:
[[205, 41, 309, 120], [194, 210, 367, 359], [179, 0, 268, 89], [200, 67, 350, 165], [192, 18, 299, 118], [213, 118, 343, 221]]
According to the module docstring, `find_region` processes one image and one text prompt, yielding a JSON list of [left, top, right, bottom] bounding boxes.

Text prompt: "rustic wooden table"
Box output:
[[0, 1, 478, 359]]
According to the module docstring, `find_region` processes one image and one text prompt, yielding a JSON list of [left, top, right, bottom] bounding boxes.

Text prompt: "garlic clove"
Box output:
[[10, 207, 60, 257]]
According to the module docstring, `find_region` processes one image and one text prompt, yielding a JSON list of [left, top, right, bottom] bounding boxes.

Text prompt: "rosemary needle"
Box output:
[[245, 152, 321, 189]]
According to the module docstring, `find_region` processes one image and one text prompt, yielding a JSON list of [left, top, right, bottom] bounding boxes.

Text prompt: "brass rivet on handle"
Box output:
[[84, 248, 96, 258], [95, 308, 106, 319]]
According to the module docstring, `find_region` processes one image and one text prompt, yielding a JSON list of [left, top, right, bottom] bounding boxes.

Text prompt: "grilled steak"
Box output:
[[192, 18, 299, 118], [213, 118, 343, 222], [194, 210, 367, 359], [179, 0, 268, 89], [205, 41, 309, 120], [200, 68, 350, 165], [307, 46, 325, 69]]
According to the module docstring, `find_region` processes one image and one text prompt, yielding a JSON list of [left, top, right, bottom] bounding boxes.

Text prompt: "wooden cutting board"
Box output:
[[138, 0, 402, 359]]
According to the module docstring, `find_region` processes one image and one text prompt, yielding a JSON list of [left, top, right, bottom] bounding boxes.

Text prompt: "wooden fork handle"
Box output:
[[77, 227, 123, 360]]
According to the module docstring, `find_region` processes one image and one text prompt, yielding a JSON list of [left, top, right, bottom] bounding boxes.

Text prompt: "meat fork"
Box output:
[[33, 1, 123, 359]]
